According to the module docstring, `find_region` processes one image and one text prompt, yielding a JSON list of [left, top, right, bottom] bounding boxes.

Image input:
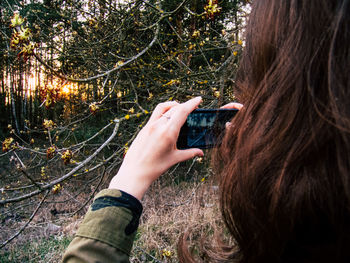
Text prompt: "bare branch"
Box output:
[[33, 24, 160, 83], [0, 120, 121, 205], [0, 190, 50, 248]]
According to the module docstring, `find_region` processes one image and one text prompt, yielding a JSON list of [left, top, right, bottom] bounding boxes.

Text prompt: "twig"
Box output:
[[69, 168, 106, 216], [164, 183, 201, 207], [0, 190, 50, 248], [0, 120, 121, 205], [134, 246, 164, 263], [33, 24, 160, 83], [13, 152, 42, 190]]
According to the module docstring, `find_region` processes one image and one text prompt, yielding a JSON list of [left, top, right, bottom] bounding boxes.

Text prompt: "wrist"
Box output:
[[108, 168, 153, 200]]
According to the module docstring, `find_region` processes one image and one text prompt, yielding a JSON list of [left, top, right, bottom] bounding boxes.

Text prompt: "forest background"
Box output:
[[0, 0, 250, 262]]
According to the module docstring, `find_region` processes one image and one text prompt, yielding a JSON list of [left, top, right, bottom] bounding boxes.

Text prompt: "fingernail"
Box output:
[[225, 122, 232, 129]]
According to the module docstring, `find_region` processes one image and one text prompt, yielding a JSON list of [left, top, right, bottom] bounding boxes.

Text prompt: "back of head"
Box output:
[[213, 0, 350, 262]]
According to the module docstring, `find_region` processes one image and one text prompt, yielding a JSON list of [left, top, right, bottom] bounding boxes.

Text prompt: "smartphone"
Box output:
[[177, 108, 239, 149]]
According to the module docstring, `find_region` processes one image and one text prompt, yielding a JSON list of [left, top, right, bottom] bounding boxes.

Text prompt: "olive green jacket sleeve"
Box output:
[[62, 189, 143, 263]]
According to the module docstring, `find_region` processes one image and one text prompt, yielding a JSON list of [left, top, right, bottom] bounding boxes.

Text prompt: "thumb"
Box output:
[[174, 148, 204, 163]]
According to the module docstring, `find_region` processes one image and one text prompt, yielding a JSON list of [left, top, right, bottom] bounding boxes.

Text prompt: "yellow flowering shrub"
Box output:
[[52, 184, 62, 194], [2, 138, 15, 152], [61, 150, 73, 165], [43, 119, 55, 129]]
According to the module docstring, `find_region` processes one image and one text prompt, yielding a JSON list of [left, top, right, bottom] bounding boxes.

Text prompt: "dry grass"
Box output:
[[1, 159, 234, 262], [131, 173, 233, 262], [0, 188, 87, 262]]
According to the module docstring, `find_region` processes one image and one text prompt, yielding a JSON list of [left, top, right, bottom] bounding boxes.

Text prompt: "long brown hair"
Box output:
[[179, 0, 350, 262]]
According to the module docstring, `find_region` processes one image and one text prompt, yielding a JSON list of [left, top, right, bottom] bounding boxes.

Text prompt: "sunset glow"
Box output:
[[62, 85, 70, 95]]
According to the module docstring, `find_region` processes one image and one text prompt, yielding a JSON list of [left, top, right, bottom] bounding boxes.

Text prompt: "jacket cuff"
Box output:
[[75, 189, 143, 255]]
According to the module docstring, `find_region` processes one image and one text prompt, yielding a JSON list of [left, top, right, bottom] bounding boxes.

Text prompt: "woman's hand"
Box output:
[[221, 102, 243, 128], [220, 102, 243, 110], [109, 97, 204, 200]]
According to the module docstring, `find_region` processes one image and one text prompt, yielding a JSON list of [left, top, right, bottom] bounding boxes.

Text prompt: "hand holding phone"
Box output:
[[177, 108, 239, 149], [109, 97, 204, 200]]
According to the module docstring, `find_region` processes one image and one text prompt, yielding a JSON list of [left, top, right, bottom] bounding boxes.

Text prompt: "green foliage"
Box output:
[[0, 235, 72, 263]]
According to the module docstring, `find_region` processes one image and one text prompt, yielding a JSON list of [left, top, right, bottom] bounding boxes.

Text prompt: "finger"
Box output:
[[173, 148, 204, 164], [220, 102, 243, 110], [168, 96, 202, 130], [148, 101, 179, 123], [156, 106, 179, 124]]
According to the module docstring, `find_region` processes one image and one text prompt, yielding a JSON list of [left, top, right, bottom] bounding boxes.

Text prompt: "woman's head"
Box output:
[[178, 1, 350, 262], [214, 0, 350, 262]]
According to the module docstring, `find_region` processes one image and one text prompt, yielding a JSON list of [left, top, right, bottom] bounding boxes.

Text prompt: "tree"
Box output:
[[0, 0, 250, 255]]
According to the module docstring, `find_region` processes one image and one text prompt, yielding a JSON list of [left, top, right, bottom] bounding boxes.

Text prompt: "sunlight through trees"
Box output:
[[0, 0, 250, 253]]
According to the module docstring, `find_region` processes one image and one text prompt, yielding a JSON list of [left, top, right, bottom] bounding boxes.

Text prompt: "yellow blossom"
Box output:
[[188, 43, 196, 50], [192, 30, 200, 38], [163, 79, 180, 87], [61, 150, 73, 165], [204, 0, 221, 18], [125, 115, 130, 120], [89, 102, 99, 114], [162, 249, 172, 258], [233, 51, 238, 56], [197, 157, 203, 163], [18, 26, 32, 41], [18, 42, 35, 60], [52, 184, 62, 194], [46, 145, 56, 159], [43, 119, 55, 129], [2, 137, 14, 152], [10, 13, 24, 28], [238, 39, 243, 45], [197, 80, 208, 85], [11, 34, 20, 47], [124, 146, 129, 156], [115, 61, 124, 68], [41, 167, 47, 179]]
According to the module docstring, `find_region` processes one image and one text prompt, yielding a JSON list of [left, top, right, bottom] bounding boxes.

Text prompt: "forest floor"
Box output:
[[0, 159, 233, 262]]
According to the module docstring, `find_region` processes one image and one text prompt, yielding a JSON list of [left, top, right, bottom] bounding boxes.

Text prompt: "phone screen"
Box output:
[[177, 109, 238, 149]]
